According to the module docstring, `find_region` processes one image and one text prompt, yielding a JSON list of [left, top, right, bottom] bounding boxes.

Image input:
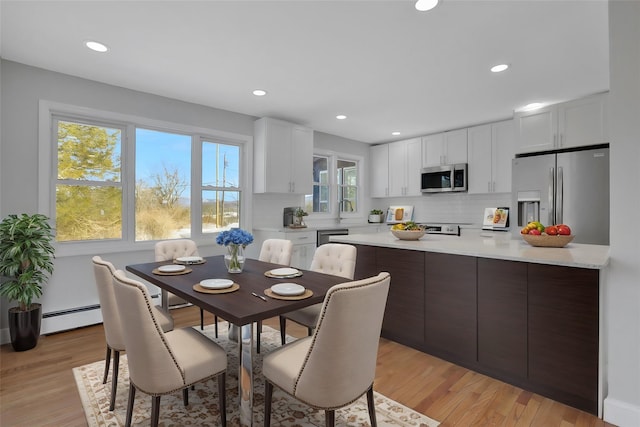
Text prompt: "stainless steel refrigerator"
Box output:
[[512, 145, 609, 245]]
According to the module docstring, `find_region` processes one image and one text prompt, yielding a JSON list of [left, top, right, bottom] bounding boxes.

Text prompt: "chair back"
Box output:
[[293, 272, 391, 407], [310, 243, 357, 279], [259, 239, 294, 265], [92, 256, 125, 351], [154, 239, 200, 261], [111, 269, 185, 393]]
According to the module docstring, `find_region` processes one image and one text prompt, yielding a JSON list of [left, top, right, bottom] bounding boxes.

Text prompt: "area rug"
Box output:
[[73, 323, 439, 426]]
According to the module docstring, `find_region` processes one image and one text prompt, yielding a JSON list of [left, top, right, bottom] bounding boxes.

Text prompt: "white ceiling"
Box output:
[[0, 0, 609, 144]]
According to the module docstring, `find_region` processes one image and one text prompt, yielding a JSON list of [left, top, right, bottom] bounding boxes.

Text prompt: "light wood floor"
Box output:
[[0, 306, 614, 426]]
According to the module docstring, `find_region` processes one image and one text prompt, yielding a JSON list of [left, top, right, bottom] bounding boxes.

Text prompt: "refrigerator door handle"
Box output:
[[557, 166, 563, 224], [549, 167, 555, 225]]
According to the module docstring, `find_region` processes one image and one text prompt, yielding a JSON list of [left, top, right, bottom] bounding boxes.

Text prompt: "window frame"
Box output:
[[39, 100, 253, 257]]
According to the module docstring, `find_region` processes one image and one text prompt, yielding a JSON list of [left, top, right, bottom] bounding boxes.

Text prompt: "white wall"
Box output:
[[602, 2, 640, 426]]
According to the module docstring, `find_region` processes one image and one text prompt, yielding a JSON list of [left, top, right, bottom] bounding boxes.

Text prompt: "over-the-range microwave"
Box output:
[[421, 163, 468, 193]]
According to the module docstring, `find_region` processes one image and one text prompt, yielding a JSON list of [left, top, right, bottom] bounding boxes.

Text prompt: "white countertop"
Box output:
[[331, 229, 610, 269]]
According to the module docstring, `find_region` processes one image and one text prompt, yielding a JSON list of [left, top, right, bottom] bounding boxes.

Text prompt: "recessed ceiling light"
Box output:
[[252, 89, 267, 96], [392, 131, 401, 136], [85, 40, 109, 53], [415, 0, 439, 12], [336, 115, 347, 120], [491, 64, 509, 73], [522, 102, 544, 111]]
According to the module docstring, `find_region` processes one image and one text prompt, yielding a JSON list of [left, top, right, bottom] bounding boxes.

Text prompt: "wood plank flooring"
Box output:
[[0, 306, 614, 426]]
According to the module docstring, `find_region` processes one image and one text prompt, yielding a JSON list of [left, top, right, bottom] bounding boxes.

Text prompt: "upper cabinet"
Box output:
[[254, 117, 313, 194], [370, 138, 422, 198], [515, 93, 608, 154], [468, 120, 515, 194], [422, 128, 468, 167]]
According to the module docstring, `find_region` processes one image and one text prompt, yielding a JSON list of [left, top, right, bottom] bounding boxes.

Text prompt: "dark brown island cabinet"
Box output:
[[352, 244, 599, 415]]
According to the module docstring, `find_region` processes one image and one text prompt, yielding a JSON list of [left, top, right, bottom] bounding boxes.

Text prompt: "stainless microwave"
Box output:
[[421, 164, 468, 193]]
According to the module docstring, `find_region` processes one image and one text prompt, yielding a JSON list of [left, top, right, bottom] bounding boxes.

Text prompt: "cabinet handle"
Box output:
[[553, 134, 557, 147], [560, 133, 564, 147]]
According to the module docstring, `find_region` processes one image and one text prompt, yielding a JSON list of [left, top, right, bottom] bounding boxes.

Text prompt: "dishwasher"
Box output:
[[316, 229, 349, 246]]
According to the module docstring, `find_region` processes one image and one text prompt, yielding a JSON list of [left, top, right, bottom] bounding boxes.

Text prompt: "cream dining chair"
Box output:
[[154, 239, 209, 332], [255, 238, 294, 353], [278, 243, 357, 345], [92, 256, 174, 411], [263, 272, 391, 427], [111, 269, 228, 427]]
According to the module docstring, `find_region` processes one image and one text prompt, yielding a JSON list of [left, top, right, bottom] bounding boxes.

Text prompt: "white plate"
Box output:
[[271, 283, 305, 296], [200, 279, 234, 290], [269, 267, 300, 277], [176, 256, 203, 263], [158, 264, 186, 273]]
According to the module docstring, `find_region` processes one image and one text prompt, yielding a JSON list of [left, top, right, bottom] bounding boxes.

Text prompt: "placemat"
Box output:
[[264, 288, 313, 300], [193, 283, 240, 294], [264, 271, 303, 279], [174, 259, 207, 265], [152, 267, 193, 276]]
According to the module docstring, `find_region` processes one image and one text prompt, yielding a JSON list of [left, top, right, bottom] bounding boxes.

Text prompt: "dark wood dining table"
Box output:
[[126, 255, 347, 427]]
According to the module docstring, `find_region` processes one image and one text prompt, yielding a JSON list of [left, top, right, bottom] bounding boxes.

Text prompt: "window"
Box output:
[[306, 152, 361, 217], [42, 101, 250, 254]]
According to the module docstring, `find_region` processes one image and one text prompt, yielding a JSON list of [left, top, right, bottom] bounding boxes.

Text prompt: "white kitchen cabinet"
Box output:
[[515, 93, 608, 154], [370, 144, 390, 197], [422, 128, 468, 167], [388, 137, 422, 197], [254, 117, 313, 194], [252, 229, 316, 270], [468, 120, 515, 194]]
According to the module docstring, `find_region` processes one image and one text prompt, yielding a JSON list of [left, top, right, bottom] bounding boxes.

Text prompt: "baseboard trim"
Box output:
[[604, 397, 640, 427]]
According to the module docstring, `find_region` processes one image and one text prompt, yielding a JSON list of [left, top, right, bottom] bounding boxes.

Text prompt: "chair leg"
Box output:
[[325, 409, 335, 427], [218, 372, 227, 427], [307, 326, 313, 336], [200, 309, 205, 330], [109, 350, 120, 411], [183, 387, 189, 406], [256, 321, 262, 354], [214, 315, 219, 338], [103, 346, 111, 384], [279, 316, 286, 345], [125, 384, 136, 427], [366, 386, 377, 427], [151, 395, 161, 427], [264, 380, 273, 427]]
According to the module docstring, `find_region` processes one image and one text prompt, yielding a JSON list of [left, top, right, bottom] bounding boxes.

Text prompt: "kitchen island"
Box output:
[[331, 230, 609, 417]]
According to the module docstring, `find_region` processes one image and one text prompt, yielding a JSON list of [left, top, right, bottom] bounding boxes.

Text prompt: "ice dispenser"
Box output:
[[516, 191, 540, 226]]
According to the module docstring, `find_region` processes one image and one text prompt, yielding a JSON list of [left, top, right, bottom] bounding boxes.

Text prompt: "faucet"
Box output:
[[338, 199, 354, 213]]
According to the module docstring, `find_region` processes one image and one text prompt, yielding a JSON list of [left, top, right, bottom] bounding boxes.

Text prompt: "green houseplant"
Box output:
[[0, 213, 55, 351], [369, 209, 385, 223]]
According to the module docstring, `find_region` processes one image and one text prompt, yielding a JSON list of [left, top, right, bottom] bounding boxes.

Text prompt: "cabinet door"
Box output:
[[424, 253, 477, 364], [405, 138, 423, 196], [422, 133, 444, 167], [291, 126, 313, 194], [377, 247, 425, 349], [558, 94, 608, 149], [478, 259, 527, 379], [352, 244, 378, 280], [387, 140, 406, 196], [467, 124, 493, 194], [263, 119, 294, 193], [370, 144, 389, 197], [444, 128, 468, 164], [528, 264, 599, 414], [515, 106, 557, 153], [492, 119, 515, 193]]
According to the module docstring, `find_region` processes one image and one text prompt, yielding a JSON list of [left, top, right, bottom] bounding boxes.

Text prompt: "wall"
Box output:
[[602, 2, 640, 426]]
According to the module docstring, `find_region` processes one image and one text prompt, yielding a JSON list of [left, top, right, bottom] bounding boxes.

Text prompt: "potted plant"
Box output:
[[0, 213, 55, 351], [369, 209, 385, 223], [293, 208, 308, 227]]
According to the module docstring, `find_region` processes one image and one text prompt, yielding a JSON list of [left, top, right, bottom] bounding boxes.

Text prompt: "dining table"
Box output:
[[126, 255, 348, 427]]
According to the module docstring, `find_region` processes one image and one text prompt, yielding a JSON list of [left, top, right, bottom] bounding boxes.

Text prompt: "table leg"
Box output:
[[239, 323, 254, 426], [161, 289, 168, 311]]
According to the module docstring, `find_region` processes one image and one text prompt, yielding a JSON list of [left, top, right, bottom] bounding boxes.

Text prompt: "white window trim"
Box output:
[[38, 100, 253, 257]]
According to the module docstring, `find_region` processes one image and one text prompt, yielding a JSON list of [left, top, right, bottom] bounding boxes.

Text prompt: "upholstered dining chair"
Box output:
[[111, 269, 228, 427], [278, 243, 357, 345], [255, 239, 294, 352], [263, 272, 391, 427], [154, 239, 209, 331], [92, 256, 174, 412]]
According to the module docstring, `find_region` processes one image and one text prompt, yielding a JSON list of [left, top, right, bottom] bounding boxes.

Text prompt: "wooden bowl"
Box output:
[[522, 234, 575, 247], [391, 229, 426, 241]]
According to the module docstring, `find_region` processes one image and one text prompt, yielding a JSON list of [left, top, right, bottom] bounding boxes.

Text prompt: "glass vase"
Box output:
[[224, 244, 245, 273]]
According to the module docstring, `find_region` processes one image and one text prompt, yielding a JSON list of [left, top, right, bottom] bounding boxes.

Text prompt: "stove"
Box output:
[[419, 224, 461, 236]]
